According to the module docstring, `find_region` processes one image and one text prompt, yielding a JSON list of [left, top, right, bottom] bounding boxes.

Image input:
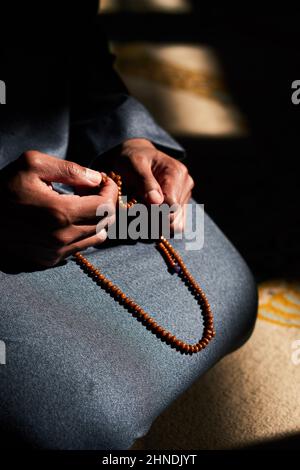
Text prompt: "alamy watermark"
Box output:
[[0, 80, 6, 104], [291, 80, 300, 105], [0, 340, 6, 365], [96, 200, 205, 251], [291, 340, 300, 366]]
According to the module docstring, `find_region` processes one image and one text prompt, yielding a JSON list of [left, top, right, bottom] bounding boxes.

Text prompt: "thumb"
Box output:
[[135, 159, 164, 204], [25, 151, 102, 187]]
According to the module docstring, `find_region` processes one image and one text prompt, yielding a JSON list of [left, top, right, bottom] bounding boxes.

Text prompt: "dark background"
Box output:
[[100, 4, 300, 281]]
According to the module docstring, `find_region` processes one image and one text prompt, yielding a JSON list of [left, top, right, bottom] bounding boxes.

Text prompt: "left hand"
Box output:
[[110, 138, 194, 233]]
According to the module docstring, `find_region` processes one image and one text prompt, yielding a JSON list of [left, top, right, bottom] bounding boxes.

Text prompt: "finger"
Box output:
[[0, 220, 98, 250], [131, 157, 164, 204], [3, 227, 108, 267], [22, 151, 102, 188], [161, 170, 193, 211], [180, 178, 194, 204], [155, 165, 186, 209], [48, 225, 99, 247], [63, 229, 108, 258], [0, 242, 62, 268], [46, 176, 119, 226], [170, 191, 192, 234], [1, 226, 108, 267], [71, 176, 118, 224]]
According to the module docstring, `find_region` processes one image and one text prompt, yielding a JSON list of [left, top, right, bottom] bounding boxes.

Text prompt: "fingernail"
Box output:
[[101, 172, 108, 183], [86, 169, 102, 185], [97, 228, 108, 242], [146, 189, 163, 204]]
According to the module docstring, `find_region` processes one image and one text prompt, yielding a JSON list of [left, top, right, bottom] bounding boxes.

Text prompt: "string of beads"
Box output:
[[74, 172, 215, 355]]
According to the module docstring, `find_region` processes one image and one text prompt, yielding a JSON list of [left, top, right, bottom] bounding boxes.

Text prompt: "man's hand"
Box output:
[[112, 138, 194, 233], [0, 151, 118, 267]]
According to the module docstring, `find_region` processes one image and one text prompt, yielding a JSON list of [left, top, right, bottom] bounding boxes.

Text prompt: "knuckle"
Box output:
[[52, 246, 67, 262], [188, 175, 195, 190], [168, 190, 180, 206], [64, 162, 82, 179], [21, 151, 43, 171], [106, 181, 119, 201], [47, 206, 71, 228], [50, 230, 71, 247], [39, 254, 62, 268], [178, 162, 188, 177]]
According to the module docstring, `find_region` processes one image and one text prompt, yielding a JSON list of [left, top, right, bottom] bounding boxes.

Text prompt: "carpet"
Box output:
[[131, 281, 300, 449]]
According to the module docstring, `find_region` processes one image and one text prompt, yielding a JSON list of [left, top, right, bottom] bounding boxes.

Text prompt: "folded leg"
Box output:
[[0, 201, 257, 449]]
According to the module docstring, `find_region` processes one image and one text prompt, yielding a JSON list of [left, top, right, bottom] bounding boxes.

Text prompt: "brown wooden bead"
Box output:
[[164, 332, 173, 342], [160, 330, 168, 339], [205, 328, 214, 335], [156, 326, 164, 335]]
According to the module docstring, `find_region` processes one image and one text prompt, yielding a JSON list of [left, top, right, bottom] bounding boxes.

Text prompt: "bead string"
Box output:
[[74, 172, 215, 355]]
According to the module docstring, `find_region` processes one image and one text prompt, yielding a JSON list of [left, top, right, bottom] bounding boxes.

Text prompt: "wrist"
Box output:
[[121, 138, 155, 152]]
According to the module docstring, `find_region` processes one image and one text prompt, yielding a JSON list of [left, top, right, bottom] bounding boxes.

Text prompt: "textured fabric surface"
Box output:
[[258, 280, 300, 328], [0, 94, 183, 172], [131, 283, 300, 449], [0, 202, 257, 449]]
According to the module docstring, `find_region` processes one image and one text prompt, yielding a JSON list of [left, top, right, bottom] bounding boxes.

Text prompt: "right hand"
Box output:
[[0, 151, 118, 267]]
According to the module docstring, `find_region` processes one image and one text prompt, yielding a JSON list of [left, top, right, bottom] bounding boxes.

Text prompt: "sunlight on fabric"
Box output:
[[112, 43, 248, 137], [100, 0, 191, 13]]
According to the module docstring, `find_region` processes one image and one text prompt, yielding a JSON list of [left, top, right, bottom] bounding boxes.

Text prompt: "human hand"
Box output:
[[110, 138, 194, 233], [0, 151, 118, 267]]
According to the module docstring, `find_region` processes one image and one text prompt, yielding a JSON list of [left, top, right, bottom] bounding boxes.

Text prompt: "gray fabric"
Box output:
[[70, 94, 185, 168], [0, 201, 257, 449], [0, 108, 70, 169], [0, 96, 184, 172]]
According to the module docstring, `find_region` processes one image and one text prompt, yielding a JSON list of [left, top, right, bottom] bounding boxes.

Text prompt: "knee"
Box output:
[[224, 257, 258, 353], [201, 213, 258, 356], [238, 272, 258, 348]]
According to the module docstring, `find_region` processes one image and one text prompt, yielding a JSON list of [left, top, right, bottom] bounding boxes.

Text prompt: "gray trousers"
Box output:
[[0, 202, 257, 449]]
